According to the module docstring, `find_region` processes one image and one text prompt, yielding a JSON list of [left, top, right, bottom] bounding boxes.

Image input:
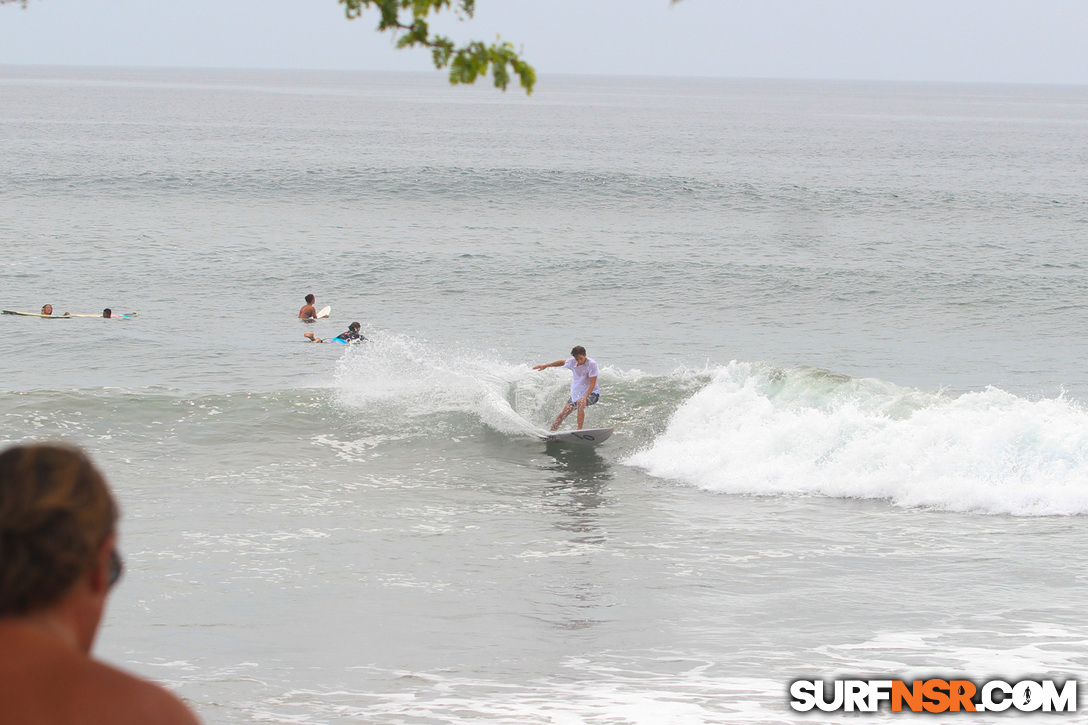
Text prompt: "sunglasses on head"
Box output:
[[108, 549, 124, 588]]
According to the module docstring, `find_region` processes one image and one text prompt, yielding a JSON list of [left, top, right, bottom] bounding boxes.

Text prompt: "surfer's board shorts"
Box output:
[[566, 393, 600, 407]]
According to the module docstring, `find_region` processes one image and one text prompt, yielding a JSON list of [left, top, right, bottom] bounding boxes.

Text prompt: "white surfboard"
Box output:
[[4, 310, 137, 318], [3, 310, 74, 318], [317, 305, 331, 319], [542, 428, 613, 446]]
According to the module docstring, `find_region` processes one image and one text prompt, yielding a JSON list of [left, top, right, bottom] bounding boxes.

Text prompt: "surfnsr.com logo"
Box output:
[[789, 678, 1077, 713]]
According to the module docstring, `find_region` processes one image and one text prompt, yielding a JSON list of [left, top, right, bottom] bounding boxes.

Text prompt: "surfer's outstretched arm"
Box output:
[[533, 359, 566, 371]]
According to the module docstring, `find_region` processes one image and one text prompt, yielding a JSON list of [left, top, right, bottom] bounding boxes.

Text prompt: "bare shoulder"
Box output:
[[0, 639, 202, 725], [80, 658, 203, 725]]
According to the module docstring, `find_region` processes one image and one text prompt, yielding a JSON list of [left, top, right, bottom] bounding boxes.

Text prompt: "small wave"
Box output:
[[245, 656, 782, 725], [625, 362, 1088, 516], [329, 334, 698, 442], [9, 165, 1071, 219], [332, 333, 549, 437]]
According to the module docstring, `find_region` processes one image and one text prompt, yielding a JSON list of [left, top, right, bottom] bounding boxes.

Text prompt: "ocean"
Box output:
[[2, 65, 1087, 722]]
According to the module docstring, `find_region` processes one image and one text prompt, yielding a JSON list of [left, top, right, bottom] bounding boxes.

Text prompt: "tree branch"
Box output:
[[339, 0, 535, 94], [2, 0, 536, 94]]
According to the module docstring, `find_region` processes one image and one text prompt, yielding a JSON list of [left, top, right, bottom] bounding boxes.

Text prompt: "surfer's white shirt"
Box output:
[[564, 357, 600, 400]]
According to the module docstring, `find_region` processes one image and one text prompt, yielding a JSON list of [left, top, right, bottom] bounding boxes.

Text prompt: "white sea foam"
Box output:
[[329, 334, 647, 438], [245, 657, 786, 725], [331, 333, 559, 436], [626, 362, 1088, 516], [816, 626, 1088, 676]]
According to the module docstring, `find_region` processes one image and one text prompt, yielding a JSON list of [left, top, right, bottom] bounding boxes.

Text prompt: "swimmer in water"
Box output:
[[298, 294, 328, 320]]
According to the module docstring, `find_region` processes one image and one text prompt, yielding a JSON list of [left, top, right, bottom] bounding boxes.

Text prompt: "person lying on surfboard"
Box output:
[[298, 294, 329, 321], [533, 345, 601, 431], [40, 304, 69, 317], [305, 322, 365, 344]]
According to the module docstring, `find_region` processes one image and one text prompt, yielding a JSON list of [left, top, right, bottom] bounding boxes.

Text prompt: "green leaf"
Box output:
[[339, 0, 535, 95]]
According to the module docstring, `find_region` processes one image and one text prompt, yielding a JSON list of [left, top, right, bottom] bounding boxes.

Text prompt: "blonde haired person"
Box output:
[[0, 444, 201, 725]]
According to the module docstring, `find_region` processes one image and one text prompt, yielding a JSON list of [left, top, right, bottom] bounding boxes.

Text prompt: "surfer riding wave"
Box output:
[[533, 345, 600, 431]]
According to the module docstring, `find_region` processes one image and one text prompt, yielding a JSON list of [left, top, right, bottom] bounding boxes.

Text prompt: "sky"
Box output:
[[1, 0, 1087, 85]]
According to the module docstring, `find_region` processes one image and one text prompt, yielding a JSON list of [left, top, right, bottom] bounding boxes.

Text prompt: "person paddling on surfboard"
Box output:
[[40, 304, 69, 318], [533, 345, 601, 431], [305, 322, 365, 344]]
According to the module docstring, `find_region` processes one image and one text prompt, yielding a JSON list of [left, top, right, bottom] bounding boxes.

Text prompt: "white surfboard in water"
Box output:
[[542, 428, 614, 446]]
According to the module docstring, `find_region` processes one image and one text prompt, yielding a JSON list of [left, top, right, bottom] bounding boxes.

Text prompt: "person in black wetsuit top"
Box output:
[[305, 321, 365, 344]]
